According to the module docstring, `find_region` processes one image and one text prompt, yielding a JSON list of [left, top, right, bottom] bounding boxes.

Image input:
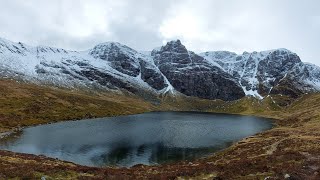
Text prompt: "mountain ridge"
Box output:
[[1, 37, 319, 102]]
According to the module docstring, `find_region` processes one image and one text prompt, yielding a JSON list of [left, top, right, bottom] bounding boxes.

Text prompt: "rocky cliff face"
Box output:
[[152, 40, 245, 101], [200, 49, 320, 99], [1, 37, 319, 101], [88, 42, 169, 92], [269, 62, 320, 98], [89, 42, 141, 77]]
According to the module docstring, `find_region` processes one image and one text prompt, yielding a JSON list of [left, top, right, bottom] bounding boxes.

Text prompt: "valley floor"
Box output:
[[0, 79, 319, 179]]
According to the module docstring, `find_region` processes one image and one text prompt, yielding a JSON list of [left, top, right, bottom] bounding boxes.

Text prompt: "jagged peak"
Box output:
[[89, 41, 140, 61], [260, 48, 294, 55], [200, 48, 296, 61], [159, 39, 188, 54], [95, 41, 125, 47], [0, 37, 76, 55], [271, 48, 292, 52], [237, 48, 294, 56], [35, 45, 71, 54], [167, 39, 182, 45], [90, 41, 137, 56], [94, 41, 134, 50], [163, 39, 184, 48], [0, 37, 28, 49]]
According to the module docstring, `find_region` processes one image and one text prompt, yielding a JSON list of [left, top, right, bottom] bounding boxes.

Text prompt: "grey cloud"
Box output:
[[0, 0, 319, 65]]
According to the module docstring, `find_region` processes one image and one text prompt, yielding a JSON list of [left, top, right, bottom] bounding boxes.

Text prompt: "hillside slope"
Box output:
[[0, 79, 153, 133], [200, 50, 320, 99], [0, 79, 319, 179]]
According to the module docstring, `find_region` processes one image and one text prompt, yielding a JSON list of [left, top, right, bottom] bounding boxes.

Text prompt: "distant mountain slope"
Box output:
[[1, 37, 319, 101], [0, 38, 174, 99], [200, 49, 320, 99]]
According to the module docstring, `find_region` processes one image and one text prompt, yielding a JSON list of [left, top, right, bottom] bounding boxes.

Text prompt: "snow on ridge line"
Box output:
[[2, 36, 320, 100], [0, 37, 176, 95], [198, 47, 320, 99], [199, 48, 294, 59]]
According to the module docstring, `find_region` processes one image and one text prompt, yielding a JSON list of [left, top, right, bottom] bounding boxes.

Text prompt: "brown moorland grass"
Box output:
[[0, 79, 153, 133], [0, 79, 319, 179]]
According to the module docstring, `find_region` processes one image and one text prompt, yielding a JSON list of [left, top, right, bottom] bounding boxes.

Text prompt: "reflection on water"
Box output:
[[0, 112, 273, 167], [92, 143, 227, 167]]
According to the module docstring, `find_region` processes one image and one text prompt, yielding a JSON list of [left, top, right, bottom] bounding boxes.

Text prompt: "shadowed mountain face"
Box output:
[[152, 40, 245, 101], [0, 37, 320, 101], [89, 42, 141, 77], [200, 49, 320, 99]]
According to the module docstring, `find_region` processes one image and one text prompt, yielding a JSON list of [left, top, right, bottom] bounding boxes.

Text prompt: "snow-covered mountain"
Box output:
[[1, 37, 319, 101], [152, 40, 244, 101], [200, 49, 320, 99], [0, 38, 174, 98]]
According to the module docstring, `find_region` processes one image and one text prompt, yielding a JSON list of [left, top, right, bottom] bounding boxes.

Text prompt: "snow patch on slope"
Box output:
[[199, 48, 316, 98]]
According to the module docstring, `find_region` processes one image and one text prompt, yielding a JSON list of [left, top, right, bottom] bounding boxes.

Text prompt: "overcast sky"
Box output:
[[0, 0, 319, 65]]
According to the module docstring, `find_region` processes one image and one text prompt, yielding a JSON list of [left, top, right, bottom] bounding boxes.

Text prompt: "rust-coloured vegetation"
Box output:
[[0, 79, 319, 179]]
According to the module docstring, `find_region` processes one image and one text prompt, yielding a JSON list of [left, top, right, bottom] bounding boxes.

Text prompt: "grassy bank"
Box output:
[[0, 79, 153, 133], [0, 79, 319, 179]]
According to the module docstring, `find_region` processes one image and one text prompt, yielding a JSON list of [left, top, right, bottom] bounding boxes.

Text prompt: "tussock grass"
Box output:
[[0, 79, 153, 133], [0, 79, 320, 179]]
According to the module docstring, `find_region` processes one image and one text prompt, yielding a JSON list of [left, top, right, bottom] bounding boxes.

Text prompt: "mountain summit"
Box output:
[[0, 37, 319, 102]]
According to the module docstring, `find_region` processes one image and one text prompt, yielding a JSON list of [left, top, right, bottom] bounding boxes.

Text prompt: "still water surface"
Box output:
[[0, 112, 273, 167]]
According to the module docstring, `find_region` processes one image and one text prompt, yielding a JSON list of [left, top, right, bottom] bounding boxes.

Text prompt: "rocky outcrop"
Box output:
[[90, 42, 141, 77], [200, 49, 320, 99], [152, 40, 245, 101], [139, 60, 167, 90], [269, 62, 320, 98], [257, 49, 302, 96]]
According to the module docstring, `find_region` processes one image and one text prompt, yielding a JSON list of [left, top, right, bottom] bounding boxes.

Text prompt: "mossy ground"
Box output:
[[0, 79, 152, 133], [0, 79, 319, 179]]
